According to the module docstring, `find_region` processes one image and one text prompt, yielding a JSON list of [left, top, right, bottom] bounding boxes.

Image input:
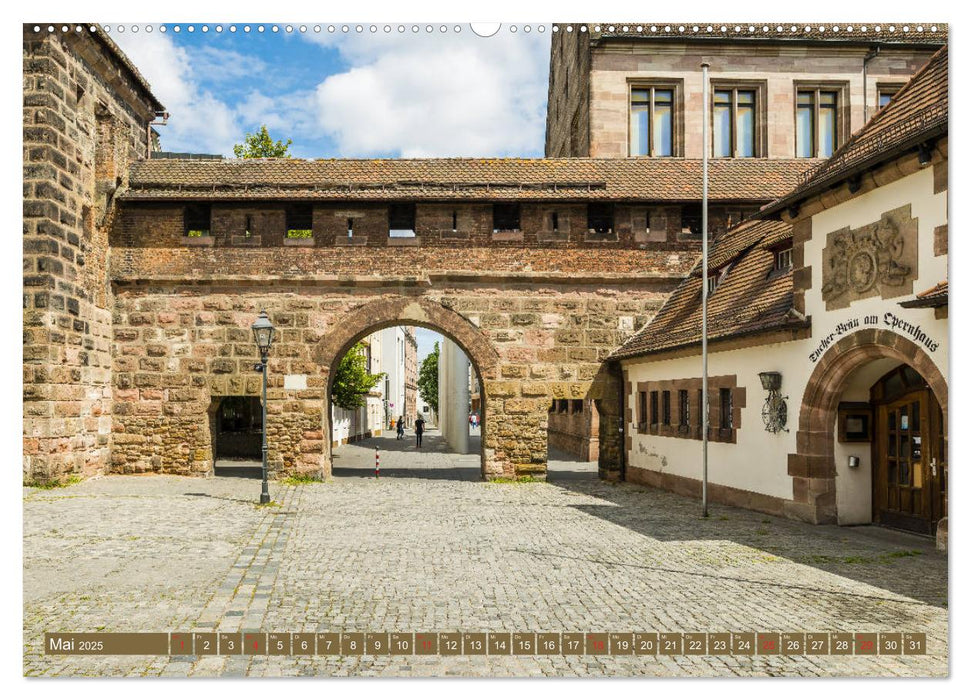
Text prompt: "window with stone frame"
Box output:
[[184, 203, 211, 237], [679, 389, 690, 429], [795, 84, 847, 158], [662, 391, 671, 426], [638, 390, 647, 430], [712, 83, 764, 158], [719, 387, 734, 430], [649, 390, 659, 428], [286, 203, 313, 238], [629, 83, 680, 157], [680, 204, 704, 237], [877, 83, 905, 111], [493, 203, 521, 232]]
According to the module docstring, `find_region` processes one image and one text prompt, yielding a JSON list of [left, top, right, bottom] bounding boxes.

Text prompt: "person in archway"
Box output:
[[414, 414, 426, 448], [396, 415, 405, 440]]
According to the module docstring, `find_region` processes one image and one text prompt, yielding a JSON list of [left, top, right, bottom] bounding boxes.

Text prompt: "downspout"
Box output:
[[863, 46, 881, 123]]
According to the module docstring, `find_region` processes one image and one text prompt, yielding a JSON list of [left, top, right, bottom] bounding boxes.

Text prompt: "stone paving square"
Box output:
[[23, 432, 948, 677]]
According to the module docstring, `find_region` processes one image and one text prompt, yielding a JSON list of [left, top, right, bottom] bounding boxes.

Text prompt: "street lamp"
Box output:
[[251, 310, 275, 504]]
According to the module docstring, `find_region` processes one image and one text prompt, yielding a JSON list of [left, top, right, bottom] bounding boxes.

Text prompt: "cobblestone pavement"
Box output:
[[23, 432, 948, 677]]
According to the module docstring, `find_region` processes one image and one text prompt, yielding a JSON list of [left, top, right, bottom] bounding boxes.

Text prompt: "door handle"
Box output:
[[930, 458, 937, 477]]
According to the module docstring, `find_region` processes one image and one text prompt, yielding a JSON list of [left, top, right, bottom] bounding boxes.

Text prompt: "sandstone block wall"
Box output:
[[23, 26, 157, 483]]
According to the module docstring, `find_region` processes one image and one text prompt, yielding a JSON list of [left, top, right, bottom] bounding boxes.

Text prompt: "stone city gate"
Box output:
[[108, 281, 673, 481]]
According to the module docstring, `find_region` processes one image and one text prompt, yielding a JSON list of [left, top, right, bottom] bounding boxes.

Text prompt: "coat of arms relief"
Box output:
[[820, 204, 919, 311]]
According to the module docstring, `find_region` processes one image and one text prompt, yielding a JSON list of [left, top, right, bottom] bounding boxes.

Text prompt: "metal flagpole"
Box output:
[[701, 61, 710, 518]]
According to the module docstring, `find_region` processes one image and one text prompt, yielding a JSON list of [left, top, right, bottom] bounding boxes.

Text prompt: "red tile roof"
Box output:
[[610, 218, 806, 359], [122, 157, 819, 202]]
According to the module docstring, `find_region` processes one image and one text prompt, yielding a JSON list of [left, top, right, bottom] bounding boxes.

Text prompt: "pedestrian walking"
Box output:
[[396, 415, 405, 440], [414, 415, 426, 448]]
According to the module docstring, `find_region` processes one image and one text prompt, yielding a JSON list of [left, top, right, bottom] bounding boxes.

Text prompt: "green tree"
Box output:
[[417, 341, 440, 415], [330, 342, 384, 410], [233, 125, 293, 158]]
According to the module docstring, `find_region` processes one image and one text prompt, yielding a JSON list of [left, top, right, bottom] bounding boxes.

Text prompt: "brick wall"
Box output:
[[23, 26, 157, 483]]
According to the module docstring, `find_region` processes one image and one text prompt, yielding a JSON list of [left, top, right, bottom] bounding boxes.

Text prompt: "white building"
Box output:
[[612, 47, 948, 548]]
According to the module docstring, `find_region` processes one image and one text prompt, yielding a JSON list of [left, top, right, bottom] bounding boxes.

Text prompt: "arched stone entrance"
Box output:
[[787, 329, 947, 530], [312, 297, 529, 480]]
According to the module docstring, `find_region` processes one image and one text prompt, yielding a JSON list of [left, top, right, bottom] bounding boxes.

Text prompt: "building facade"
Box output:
[[613, 46, 947, 545], [543, 22, 946, 463]]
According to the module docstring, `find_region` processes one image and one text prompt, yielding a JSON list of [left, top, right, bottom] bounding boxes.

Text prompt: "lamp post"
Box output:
[[251, 310, 276, 504]]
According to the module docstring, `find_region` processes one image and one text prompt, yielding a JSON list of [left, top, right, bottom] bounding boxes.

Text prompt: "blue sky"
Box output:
[[110, 24, 552, 159]]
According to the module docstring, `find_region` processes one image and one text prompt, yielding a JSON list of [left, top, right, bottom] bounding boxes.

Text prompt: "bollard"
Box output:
[[375, 446, 380, 479]]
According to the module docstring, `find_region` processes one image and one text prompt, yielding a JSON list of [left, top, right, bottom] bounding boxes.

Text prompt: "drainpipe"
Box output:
[[863, 46, 881, 123]]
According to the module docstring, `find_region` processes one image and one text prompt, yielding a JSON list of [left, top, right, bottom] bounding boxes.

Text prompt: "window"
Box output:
[[571, 399, 583, 413], [680, 204, 703, 236], [557, 399, 569, 413], [638, 391, 647, 426], [451, 210, 458, 232], [184, 204, 211, 237], [679, 390, 690, 428], [713, 87, 757, 157], [389, 202, 416, 237], [707, 273, 719, 296], [650, 391, 659, 426], [774, 246, 793, 272], [347, 218, 354, 238], [493, 203, 520, 232], [662, 391, 671, 426], [877, 84, 903, 111], [630, 86, 674, 156], [796, 88, 839, 158], [587, 203, 614, 234], [719, 388, 733, 430], [286, 204, 313, 238], [698, 389, 705, 429], [551, 212, 559, 232]]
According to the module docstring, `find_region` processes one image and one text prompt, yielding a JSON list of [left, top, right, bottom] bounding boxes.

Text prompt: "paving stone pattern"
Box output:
[[24, 433, 947, 677]]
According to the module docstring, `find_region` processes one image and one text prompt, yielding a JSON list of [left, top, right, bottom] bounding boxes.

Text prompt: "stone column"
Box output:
[[439, 339, 470, 453]]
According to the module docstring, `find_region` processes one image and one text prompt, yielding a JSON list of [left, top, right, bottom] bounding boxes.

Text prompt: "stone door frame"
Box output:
[[787, 328, 947, 525], [314, 297, 500, 479]]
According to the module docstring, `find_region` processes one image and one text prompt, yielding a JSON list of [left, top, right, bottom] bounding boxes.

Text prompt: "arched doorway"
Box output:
[[790, 328, 947, 537], [313, 298, 501, 479]]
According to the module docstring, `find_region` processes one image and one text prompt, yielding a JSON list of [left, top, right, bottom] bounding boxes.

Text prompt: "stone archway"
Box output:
[[787, 329, 947, 524], [313, 297, 510, 478]]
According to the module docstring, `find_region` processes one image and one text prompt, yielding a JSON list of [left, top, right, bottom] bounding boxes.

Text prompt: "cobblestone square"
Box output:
[[23, 431, 948, 677]]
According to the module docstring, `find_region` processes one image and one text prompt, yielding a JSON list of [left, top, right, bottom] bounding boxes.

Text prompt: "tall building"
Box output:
[[543, 22, 946, 462], [403, 327, 418, 427]]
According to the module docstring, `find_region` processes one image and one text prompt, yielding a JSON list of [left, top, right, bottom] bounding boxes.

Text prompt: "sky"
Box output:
[[110, 23, 552, 159]]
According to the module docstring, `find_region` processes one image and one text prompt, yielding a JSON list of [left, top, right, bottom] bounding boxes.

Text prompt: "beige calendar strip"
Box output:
[[45, 631, 927, 656]]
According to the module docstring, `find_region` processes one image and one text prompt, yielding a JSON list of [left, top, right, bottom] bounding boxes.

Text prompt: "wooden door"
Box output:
[[873, 387, 943, 534]]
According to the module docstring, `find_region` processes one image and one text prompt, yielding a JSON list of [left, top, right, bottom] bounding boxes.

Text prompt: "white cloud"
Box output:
[[110, 31, 240, 156], [308, 31, 551, 157]]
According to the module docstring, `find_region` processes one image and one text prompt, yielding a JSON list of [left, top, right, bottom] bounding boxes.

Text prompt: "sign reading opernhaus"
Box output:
[[809, 312, 940, 363]]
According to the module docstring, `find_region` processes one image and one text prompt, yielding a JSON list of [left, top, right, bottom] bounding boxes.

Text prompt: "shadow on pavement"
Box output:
[[548, 476, 947, 609]]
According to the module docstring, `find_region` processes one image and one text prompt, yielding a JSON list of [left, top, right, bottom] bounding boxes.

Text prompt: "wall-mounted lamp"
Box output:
[[848, 456, 860, 469], [758, 371, 788, 433]]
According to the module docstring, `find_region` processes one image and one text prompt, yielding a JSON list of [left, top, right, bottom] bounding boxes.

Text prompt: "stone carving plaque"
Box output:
[[820, 204, 918, 310]]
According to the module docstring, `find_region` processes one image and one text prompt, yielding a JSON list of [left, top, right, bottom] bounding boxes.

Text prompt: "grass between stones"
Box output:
[[488, 475, 542, 484], [279, 474, 326, 486], [23, 474, 83, 489]]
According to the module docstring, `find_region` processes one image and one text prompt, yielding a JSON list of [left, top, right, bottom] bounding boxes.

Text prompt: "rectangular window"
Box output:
[[630, 86, 674, 156], [775, 247, 793, 271], [286, 203, 313, 238], [571, 399, 583, 413], [493, 203, 520, 232], [719, 388, 733, 430], [679, 390, 689, 427], [707, 273, 719, 296], [662, 391, 671, 426], [557, 399, 569, 413], [389, 202, 416, 237], [713, 88, 757, 157], [650, 391, 659, 426], [587, 203, 614, 234], [184, 203, 211, 237], [638, 391, 647, 426], [796, 88, 839, 158], [698, 389, 705, 430], [680, 204, 703, 237]]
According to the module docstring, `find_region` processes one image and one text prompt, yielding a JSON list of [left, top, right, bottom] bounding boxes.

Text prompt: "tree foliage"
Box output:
[[331, 342, 384, 410], [233, 125, 293, 158], [417, 341, 440, 415]]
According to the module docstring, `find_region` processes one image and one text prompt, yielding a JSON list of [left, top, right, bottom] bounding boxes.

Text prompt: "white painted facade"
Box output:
[[331, 331, 386, 445], [623, 163, 947, 524], [438, 338, 471, 453]]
